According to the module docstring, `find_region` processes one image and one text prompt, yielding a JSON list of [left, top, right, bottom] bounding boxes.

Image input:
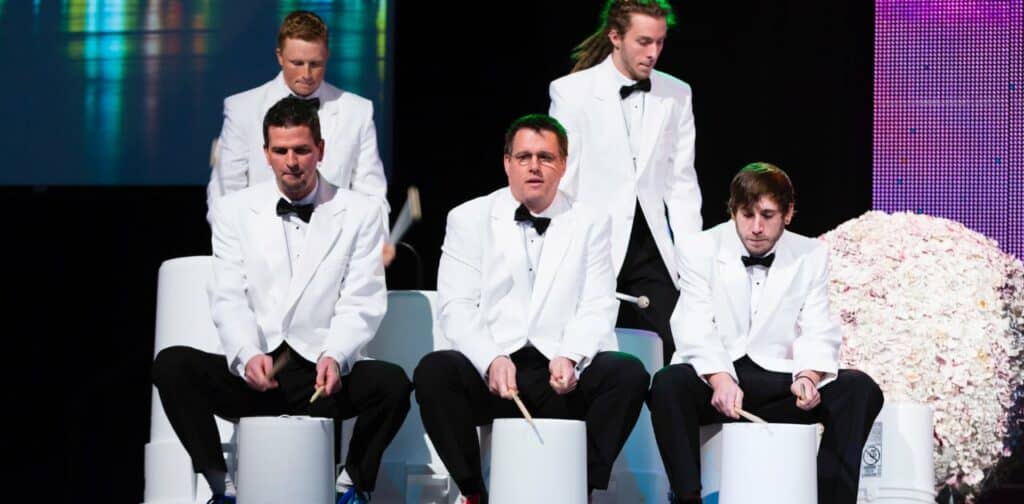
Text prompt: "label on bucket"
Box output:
[[861, 421, 883, 478]]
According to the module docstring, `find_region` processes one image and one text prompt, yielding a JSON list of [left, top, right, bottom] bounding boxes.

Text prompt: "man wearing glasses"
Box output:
[[413, 114, 650, 504]]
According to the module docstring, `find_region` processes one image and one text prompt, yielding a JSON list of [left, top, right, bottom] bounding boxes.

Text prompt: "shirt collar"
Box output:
[[605, 54, 640, 86]]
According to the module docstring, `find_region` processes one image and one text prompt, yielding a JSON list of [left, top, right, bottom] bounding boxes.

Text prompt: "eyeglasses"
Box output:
[[508, 151, 560, 167]]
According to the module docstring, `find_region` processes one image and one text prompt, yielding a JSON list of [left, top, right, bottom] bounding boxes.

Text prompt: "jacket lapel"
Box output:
[[528, 206, 574, 321], [593, 60, 634, 162], [248, 184, 291, 290], [285, 182, 346, 310], [317, 85, 340, 150], [636, 78, 668, 178], [717, 225, 752, 335], [748, 231, 800, 339], [490, 191, 528, 304], [261, 73, 290, 116]]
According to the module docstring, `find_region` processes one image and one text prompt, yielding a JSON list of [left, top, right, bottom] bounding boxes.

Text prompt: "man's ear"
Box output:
[[608, 29, 622, 50]]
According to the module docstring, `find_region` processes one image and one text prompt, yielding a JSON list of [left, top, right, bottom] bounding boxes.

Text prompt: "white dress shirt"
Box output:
[[278, 178, 321, 279], [614, 70, 646, 166], [745, 248, 777, 329]]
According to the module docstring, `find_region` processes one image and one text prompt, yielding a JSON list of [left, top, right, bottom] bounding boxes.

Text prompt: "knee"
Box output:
[[841, 369, 884, 414], [613, 353, 651, 393], [413, 350, 462, 391], [650, 363, 698, 398], [375, 360, 413, 399], [152, 346, 196, 390]]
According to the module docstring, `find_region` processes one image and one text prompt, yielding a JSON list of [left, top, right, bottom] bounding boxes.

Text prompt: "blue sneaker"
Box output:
[[206, 496, 236, 504], [337, 487, 371, 504], [667, 491, 704, 504]]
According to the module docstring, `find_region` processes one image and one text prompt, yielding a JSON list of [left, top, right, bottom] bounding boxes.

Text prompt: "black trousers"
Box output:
[[152, 344, 412, 492], [413, 347, 650, 495], [617, 200, 680, 365], [648, 357, 884, 504]]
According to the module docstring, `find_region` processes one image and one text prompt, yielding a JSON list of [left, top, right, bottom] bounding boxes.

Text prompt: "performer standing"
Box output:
[[154, 97, 410, 504], [414, 114, 650, 503], [207, 10, 394, 264], [549, 0, 702, 364], [647, 163, 884, 504]]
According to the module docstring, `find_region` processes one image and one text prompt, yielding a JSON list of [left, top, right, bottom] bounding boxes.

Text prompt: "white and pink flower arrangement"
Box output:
[[820, 211, 1023, 493]]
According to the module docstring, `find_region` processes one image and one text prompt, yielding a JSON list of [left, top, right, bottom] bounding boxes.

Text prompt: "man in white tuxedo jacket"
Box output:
[[154, 97, 410, 504], [413, 115, 650, 504], [647, 163, 883, 504], [549, 0, 702, 365], [207, 11, 393, 264]]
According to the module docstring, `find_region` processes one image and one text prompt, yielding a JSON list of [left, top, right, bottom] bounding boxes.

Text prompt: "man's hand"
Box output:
[[315, 357, 343, 397], [244, 354, 278, 392], [707, 372, 743, 419], [383, 243, 396, 267], [548, 357, 578, 395], [791, 370, 822, 411], [487, 356, 517, 399]]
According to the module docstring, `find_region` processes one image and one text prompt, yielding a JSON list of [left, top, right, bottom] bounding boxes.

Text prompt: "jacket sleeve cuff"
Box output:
[[320, 349, 352, 375], [231, 345, 263, 379], [792, 367, 838, 389], [688, 358, 738, 387]]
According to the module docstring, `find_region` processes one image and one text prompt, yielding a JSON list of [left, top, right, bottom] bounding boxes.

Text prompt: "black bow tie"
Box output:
[[619, 78, 651, 99], [742, 253, 775, 268], [514, 204, 551, 235], [293, 95, 320, 109], [276, 198, 315, 223]]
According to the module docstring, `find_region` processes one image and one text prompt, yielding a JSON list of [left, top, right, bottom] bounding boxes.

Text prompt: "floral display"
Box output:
[[820, 211, 1024, 492]]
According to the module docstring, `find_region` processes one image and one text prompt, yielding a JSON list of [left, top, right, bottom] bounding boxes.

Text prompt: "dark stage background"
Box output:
[[6, 1, 1017, 502]]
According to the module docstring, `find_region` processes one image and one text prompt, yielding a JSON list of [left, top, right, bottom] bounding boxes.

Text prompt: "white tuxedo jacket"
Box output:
[[437, 188, 619, 377], [670, 222, 842, 387], [208, 73, 388, 217], [208, 179, 387, 377], [549, 56, 702, 287]]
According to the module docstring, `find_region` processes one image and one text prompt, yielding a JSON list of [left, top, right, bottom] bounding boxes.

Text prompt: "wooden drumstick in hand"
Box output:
[[509, 391, 536, 428], [266, 348, 291, 381], [309, 385, 325, 404], [735, 407, 768, 424]]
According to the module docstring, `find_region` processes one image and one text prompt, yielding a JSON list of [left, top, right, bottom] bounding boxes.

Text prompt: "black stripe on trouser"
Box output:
[[152, 344, 412, 492], [616, 199, 680, 365], [647, 356, 884, 504], [413, 347, 650, 495]]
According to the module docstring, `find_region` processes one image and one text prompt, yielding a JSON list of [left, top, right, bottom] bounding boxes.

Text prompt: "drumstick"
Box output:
[[797, 380, 809, 401], [266, 348, 291, 381], [209, 137, 220, 169], [389, 186, 422, 244], [735, 407, 768, 424], [309, 385, 325, 404], [615, 292, 651, 309], [509, 391, 536, 428]]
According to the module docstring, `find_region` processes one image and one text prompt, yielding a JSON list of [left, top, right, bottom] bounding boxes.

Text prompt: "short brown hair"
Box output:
[[263, 96, 323, 147], [727, 162, 795, 215], [278, 11, 328, 50], [503, 114, 569, 158]]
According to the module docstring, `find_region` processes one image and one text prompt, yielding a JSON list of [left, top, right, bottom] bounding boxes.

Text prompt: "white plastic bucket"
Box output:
[[858, 401, 935, 503], [701, 423, 818, 504], [236, 416, 336, 504], [489, 418, 588, 504]]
